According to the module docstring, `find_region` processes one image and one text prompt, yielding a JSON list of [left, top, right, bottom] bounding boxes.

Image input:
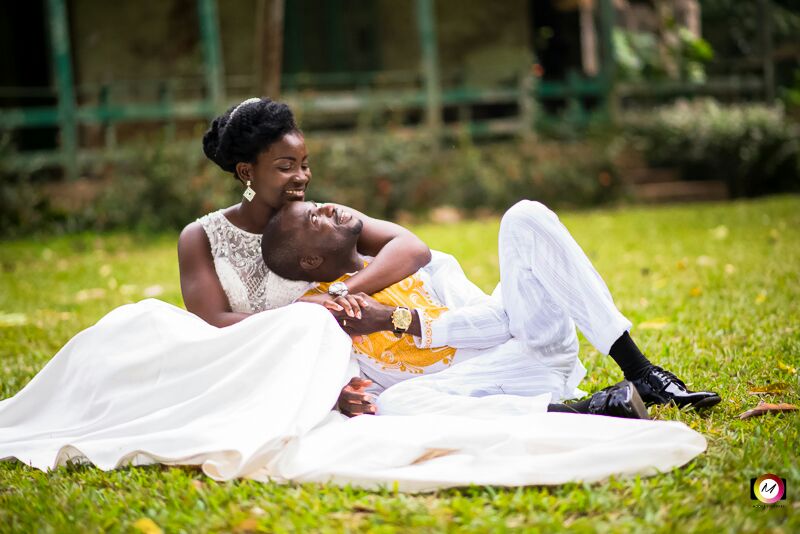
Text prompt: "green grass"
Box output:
[[1, 196, 798, 533]]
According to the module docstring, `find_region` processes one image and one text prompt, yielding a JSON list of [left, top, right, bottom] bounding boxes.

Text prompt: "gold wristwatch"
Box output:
[[391, 306, 413, 336]]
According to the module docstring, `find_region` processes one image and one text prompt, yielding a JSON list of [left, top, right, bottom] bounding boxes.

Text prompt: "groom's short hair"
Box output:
[[261, 209, 305, 281]]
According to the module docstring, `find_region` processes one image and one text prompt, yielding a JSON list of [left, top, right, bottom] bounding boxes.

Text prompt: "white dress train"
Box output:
[[0, 299, 707, 492]]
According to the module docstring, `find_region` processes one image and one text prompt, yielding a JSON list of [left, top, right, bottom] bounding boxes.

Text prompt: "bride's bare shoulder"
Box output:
[[178, 222, 210, 261]]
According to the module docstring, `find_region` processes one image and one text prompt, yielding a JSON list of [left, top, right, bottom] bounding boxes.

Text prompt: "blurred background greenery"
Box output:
[[1, 0, 799, 237]]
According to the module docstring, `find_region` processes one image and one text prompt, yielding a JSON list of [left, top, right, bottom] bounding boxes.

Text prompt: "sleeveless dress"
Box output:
[[0, 210, 707, 492], [197, 209, 313, 313]]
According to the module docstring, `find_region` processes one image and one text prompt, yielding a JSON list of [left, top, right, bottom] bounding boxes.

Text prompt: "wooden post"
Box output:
[[99, 84, 116, 149], [759, 0, 775, 102], [415, 0, 442, 134], [254, 0, 285, 99], [580, 0, 599, 77], [598, 0, 616, 122], [46, 0, 78, 179], [198, 0, 225, 114], [518, 69, 536, 141]]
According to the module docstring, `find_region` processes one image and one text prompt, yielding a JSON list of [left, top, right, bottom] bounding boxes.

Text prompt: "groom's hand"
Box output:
[[337, 377, 377, 417], [333, 294, 394, 335]]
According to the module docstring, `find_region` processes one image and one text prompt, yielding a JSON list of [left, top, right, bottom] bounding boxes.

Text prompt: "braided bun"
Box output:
[[202, 98, 300, 177]]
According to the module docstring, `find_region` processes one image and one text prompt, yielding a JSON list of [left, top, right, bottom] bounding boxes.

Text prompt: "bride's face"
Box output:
[[243, 132, 311, 209]]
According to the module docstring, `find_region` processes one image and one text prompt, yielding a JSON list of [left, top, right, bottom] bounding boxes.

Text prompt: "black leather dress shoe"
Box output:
[[587, 381, 650, 420], [631, 365, 721, 409]]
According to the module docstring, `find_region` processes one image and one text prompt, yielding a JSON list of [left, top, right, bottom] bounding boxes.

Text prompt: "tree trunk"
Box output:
[[254, 0, 285, 99], [579, 0, 599, 76]]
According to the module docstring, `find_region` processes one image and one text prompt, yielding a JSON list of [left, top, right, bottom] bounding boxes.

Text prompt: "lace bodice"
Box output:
[[197, 210, 314, 313]]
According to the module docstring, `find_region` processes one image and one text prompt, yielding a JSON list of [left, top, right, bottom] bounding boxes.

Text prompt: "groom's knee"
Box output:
[[500, 200, 558, 235]]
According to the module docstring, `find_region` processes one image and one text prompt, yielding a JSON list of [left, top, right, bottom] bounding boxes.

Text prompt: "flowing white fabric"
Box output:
[[0, 299, 706, 492]]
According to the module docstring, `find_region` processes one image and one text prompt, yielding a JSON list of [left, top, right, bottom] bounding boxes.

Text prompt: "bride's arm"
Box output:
[[325, 203, 432, 295], [178, 222, 251, 327]]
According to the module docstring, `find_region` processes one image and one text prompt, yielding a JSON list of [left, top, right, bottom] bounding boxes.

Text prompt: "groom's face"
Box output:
[[282, 201, 363, 263]]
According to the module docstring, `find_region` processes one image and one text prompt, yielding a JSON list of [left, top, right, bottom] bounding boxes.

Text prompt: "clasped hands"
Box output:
[[297, 292, 395, 417], [297, 292, 394, 337]]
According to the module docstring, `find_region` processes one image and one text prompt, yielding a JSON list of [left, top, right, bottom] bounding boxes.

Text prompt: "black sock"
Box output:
[[547, 398, 593, 414], [609, 331, 652, 380]]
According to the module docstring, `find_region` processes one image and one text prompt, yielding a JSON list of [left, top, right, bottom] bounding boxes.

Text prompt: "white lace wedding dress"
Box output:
[[0, 210, 706, 492]]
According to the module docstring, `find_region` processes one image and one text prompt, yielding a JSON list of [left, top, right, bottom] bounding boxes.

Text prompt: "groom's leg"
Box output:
[[497, 200, 720, 408], [498, 200, 631, 356]]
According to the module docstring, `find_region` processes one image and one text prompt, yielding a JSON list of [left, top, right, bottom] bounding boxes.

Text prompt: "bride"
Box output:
[[0, 98, 706, 492]]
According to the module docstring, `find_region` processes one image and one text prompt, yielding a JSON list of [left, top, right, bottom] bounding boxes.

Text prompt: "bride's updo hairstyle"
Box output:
[[202, 97, 300, 178]]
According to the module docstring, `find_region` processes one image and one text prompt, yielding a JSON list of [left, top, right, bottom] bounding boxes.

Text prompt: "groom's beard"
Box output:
[[348, 218, 364, 236]]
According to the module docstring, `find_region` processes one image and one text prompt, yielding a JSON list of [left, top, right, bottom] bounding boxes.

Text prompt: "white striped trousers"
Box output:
[[377, 200, 632, 415]]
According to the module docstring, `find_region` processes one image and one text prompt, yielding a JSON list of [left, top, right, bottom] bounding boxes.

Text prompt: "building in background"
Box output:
[[0, 0, 785, 178]]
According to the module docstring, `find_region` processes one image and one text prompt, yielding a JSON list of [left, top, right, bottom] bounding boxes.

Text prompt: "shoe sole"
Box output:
[[637, 390, 723, 410], [683, 394, 722, 410]]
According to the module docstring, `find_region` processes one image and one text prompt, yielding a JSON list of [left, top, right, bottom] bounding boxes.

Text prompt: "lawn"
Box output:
[[0, 196, 798, 533]]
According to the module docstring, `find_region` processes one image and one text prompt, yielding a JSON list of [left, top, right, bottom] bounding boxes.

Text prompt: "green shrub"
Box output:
[[0, 134, 56, 237], [1, 131, 621, 236], [93, 143, 239, 232], [308, 131, 621, 220], [307, 132, 440, 219], [0, 141, 238, 237], [621, 99, 800, 197]]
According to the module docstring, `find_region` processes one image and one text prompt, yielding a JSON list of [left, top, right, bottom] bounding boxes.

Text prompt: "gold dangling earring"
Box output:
[[243, 180, 256, 202]]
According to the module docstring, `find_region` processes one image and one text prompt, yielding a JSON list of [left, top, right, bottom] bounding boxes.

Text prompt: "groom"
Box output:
[[261, 200, 720, 416]]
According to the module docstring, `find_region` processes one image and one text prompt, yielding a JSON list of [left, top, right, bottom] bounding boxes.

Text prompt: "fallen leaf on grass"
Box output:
[[143, 285, 164, 298], [724, 264, 736, 275], [696, 255, 716, 267], [777, 362, 797, 375], [689, 286, 703, 297], [233, 517, 259, 533], [639, 319, 670, 330], [738, 401, 797, 419], [33, 310, 73, 328], [710, 225, 729, 240], [120, 284, 138, 296], [75, 288, 106, 302], [747, 382, 790, 394], [351, 504, 376, 514], [132, 518, 163, 534], [0, 313, 28, 327]]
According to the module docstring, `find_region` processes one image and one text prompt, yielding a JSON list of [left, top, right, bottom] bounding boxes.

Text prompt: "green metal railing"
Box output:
[[0, 0, 225, 179], [0, 0, 622, 177]]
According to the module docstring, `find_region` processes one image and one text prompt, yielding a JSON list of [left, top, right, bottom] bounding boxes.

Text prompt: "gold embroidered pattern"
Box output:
[[312, 271, 455, 374]]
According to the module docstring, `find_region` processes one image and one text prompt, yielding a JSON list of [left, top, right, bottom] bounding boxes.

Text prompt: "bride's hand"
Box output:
[[337, 377, 377, 417], [334, 294, 394, 336], [297, 292, 369, 318]]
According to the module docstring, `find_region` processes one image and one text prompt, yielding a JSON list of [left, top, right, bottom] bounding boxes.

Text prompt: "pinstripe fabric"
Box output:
[[498, 200, 632, 356], [373, 200, 632, 415]]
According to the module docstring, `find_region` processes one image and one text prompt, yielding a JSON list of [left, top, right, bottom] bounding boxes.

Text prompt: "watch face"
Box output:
[[392, 307, 412, 330]]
